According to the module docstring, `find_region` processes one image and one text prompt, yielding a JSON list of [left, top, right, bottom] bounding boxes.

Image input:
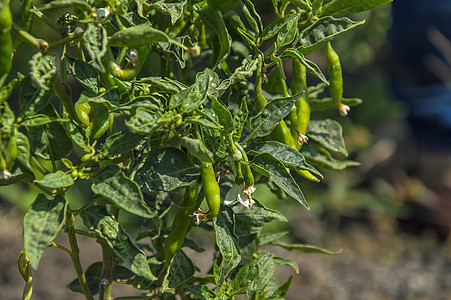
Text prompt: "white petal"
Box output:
[[225, 184, 244, 205]]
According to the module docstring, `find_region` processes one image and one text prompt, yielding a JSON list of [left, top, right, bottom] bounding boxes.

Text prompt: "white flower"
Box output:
[[338, 103, 350, 116], [0, 169, 12, 180], [225, 184, 256, 208]]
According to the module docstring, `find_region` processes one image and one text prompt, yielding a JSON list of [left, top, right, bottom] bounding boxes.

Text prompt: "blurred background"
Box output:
[[1, 1, 451, 299]]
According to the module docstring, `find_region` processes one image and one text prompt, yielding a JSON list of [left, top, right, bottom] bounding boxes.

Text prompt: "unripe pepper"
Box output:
[[326, 42, 349, 116], [74, 101, 110, 140], [290, 58, 310, 149], [200, 162, 221, 220], [6, 125, 17, 169], [164, 181, 198, 265], [0, 0, 12, 77], [254, 53, 267, 111]]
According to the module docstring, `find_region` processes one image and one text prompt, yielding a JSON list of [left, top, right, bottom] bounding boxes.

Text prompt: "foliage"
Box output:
[[0, 0, 391, 299]]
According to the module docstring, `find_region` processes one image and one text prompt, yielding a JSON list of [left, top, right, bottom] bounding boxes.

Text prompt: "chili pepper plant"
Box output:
[[0, 0, 392, 299]]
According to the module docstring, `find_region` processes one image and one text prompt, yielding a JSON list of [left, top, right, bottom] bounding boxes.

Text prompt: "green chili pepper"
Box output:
[[0, 150, 7, 171], [326, 42, 349, 116], [164, 181, 198, 265], [200, 162, 220, 219], [75, 101, 110, 140], [254, 53, 267, 111], [289, 58, 310, 149], [271, 121, 298, 149], [7, 125, 17, 169], [0, 0, 12, 77]]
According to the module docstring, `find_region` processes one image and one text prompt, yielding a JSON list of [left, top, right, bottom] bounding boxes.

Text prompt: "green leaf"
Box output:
[[272, 241, 341, 254], [101, 129, 144, 157], [233, 97, 248, 142], [109, 24, 171, 47], [1, 101, 15, 126], [321, 0, 392, 16], [27, 104, 72, 160], [21, 114, 70, 127], [228, 253, 271, 296], [257, 231, 289, 246], [213, 206, 241, 288], [23, 194, 66, 269], [249, 141, 322, 177], [307, 119, 347, 156], [33, 0, 91, 11], [218, 56, 258, 90], [29, 53, 56, 91], [35, 170, 74, 189], [183, 284, 216, 300], [199, 9, 232, 67], [201, 126, 228, 159], [207, 0, 239, 10], [302, 144, 360, 171], [140, 76, 185, 94], [263, 14, 297, 41], [295, 16, 365, 54], [251, 153, 309, 209], [247, 257, 275, 299], [150, 0, 187, 24], [83, 23, 108, 72], [19, 76, 53, 118], [0, 78, 17, 105], [272, 256, 299, 273], [244, 93, 300, 143], [80, 206, 157, 280], [91, 165, 155, 218], [269, 275, 294, 298], [159, 35, 193, 68], [275, 14, 299, 50], [67, 57, 99, 93], [211, 96, 233, 135], [240, 0, 263, 38], [170, 69, 218, 112], [281, 48, 328, 84], [309, 96, 363, 110], [232, 199, 286, 235], [162, 250, 195, 291], [126, 108, 160, 135], [133, 147, 200, 192]]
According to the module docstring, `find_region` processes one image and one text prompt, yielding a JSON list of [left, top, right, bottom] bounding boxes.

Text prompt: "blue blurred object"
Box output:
[[390, 0, 451, 150]]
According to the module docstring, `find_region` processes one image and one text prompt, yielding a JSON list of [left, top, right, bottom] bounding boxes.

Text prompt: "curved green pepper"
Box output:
[[200, 162, 220, 220], [164, 181, 198, 265], [75, 101, 110, 140], [326, 42, 349, 116], [290, 58, 310, 149], [0, 0, 12, 77]]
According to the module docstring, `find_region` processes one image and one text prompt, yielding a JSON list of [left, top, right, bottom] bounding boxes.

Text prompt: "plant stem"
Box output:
[[99, 239, 114, 300], [66, 210, 94, 300], [99, 206, 118, 300]]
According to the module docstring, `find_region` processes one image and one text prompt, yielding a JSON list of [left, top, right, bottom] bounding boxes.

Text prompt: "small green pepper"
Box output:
[[0, 0, 12, 77], [326, 42, 349, 116], [164, 181, 198, 265], [290, 58, 310, 149], [6, 125, 17, 169], [74, 101, 110, 140], [254, 53, 267, 111], [200, 162, 220, 220]]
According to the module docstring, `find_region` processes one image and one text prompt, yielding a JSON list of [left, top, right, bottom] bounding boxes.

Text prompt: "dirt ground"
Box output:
[[1, 197, 450, 300]]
